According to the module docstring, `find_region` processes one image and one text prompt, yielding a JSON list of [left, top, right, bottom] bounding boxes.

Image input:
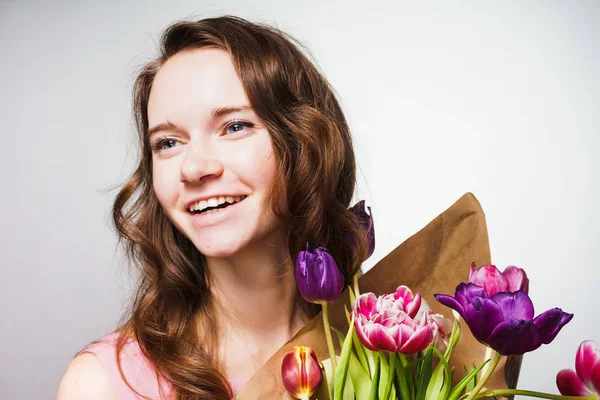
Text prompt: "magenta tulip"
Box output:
[[281, 346, 323, 400], [353, 291, 434, 354], [557, 340, 600, 397], [469, 262, 529, 296]]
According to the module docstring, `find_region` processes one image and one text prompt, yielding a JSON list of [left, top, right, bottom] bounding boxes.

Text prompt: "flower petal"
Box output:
[[398, 324, 434, 354], [469, 264, 508, 297], [434, 294, 465, 317], [556, 369, 592, 396], [365, 323, 398, 352], [533, 308, 573, 345], [354, 317, 377, 351], [486, 319, 540, 355], [465, 297, 505, 343], [406, 292, 422, 319], [491, 291, 535, 321], [591, 361, 600, 394], [502, 265, 529, 294], [576, 340, 600, 391]]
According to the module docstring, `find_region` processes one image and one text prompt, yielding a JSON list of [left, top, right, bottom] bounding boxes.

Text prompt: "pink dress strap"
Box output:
[[80, 332, 245, 398], [79, 332, 172, 399]]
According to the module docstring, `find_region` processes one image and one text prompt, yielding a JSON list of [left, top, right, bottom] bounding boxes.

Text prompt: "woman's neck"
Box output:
[[204, 238, 312, 382]]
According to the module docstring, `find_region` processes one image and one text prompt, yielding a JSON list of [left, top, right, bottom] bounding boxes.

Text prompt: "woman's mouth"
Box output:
[[188, 195, 248, 216]]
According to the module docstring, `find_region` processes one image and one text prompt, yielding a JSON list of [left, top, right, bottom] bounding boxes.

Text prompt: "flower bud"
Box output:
[[349, 200, 375, 260], [281, 346, 323, 400], [295, 242, 344, 304]]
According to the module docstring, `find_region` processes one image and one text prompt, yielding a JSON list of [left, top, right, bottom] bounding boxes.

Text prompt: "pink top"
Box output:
[[80, 332, 246, 399]]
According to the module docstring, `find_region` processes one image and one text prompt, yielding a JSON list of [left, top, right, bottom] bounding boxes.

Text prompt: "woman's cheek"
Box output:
[[152, 163, 181, 209]]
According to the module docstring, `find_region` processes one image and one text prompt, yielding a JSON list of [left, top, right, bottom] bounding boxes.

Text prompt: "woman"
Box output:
[[57, 15, 369, 399]]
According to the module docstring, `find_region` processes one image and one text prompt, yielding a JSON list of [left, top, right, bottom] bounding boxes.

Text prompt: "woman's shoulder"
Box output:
[[58, 331, 171, 399], [57, 351, 117, 400]]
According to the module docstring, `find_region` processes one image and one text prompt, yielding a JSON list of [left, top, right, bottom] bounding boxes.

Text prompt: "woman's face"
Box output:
[[147, 48, 281, 258]]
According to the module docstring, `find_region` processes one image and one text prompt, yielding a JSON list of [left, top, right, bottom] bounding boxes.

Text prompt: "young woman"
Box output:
[[57, 15, 369, 399]]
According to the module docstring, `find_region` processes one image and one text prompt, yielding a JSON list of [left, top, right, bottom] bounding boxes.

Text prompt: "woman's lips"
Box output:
[[188, 195, 247, 226]]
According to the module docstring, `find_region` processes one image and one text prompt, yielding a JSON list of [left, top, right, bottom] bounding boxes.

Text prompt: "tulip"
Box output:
[[557, 340, 600, 397], [353, 291, 434, 353], [295, 242, 344, 375], [469, 262, 529, 296], [349, 200, 375, 260], [423, 310, 454, 352], [434, 283, 573, 355], [281, 346, 323, 400], [382, 285, 422, 318], [295, 242, 344, 304]]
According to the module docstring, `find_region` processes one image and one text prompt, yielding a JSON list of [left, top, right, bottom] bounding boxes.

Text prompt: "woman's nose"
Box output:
[[179, 145, 224, 184]]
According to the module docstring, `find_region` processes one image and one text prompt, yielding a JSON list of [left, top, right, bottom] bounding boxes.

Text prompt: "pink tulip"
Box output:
[[423, 311, 453, 352], [469, 262, 529, 296], [353, 291, 434, 354], [382, 285, 422, 318], [281, 346, 323, 400], [557, 340, 600, 397]]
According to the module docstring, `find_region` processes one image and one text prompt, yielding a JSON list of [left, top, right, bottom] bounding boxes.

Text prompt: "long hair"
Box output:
[[108, 15, 369, 399]]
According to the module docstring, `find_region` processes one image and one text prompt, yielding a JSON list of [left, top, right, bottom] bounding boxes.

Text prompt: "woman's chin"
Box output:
[[192, 238, 248, 259]]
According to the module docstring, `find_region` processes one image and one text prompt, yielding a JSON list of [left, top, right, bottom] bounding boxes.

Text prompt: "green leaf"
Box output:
[[350, 323, 370, 375], [446, 360, 489, 400], [348, 285, 356, 304], [365, 347, 376, 379], [424, 362, 445, 400], [348, 352, 371, 399], [394, 355, 411, 400], [332, 326, 346, 348], [369, 353, 381, 400], [378, 353, 391, 400], [425, 347, 451, 400], [415, 347, 434, 400], [334, 316, 356, 400], [345, 306, 351, 327], [342, 372, 355, 400], [465, 363, 477, 393], [443, 318, 462, 362]]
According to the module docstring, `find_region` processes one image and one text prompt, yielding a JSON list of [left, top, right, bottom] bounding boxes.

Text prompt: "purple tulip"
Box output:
[[434, 283, 573, 355], [349, 200, 375, 260], [469, 262, 529, 296], [295, 242, 344, 304]]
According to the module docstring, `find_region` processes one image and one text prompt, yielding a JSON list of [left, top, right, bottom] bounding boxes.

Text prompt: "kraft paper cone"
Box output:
[[234, 192, 521, 399]]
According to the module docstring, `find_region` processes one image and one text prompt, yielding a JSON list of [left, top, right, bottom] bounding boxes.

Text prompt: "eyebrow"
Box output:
[[147, 105, 253, 137]]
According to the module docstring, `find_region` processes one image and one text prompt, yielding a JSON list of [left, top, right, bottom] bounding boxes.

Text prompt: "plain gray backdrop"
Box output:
[[1, 1, 599, 398]]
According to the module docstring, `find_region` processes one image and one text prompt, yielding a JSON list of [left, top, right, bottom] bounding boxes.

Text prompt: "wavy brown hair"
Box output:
[[104, 15, 369, 399]]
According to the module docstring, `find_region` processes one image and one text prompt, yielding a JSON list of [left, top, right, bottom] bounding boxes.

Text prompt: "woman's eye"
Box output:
[[225, 121, 254, 135], [152, 137, 178, 151]]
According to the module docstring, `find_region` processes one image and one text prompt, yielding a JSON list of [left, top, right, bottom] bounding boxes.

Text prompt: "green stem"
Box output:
[[464, 350, 502, 400], [353, 274, 360, 297], [322, 303, 337, 376], [474, 389, 598, 400], [383, 352, 396, 400]]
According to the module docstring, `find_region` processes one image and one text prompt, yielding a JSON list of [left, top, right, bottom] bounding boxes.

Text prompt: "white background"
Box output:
[[1, 1, 598, 398]]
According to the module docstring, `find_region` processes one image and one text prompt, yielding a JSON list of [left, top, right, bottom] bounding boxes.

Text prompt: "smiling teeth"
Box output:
[[189, 195, 246, 213]]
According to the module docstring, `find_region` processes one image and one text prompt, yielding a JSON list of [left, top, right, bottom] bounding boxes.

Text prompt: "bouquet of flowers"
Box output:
[[280, 200, 599, 400]]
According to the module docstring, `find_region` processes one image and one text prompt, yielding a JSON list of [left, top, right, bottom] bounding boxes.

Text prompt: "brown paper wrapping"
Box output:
[[234, 193, 521, 399]]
